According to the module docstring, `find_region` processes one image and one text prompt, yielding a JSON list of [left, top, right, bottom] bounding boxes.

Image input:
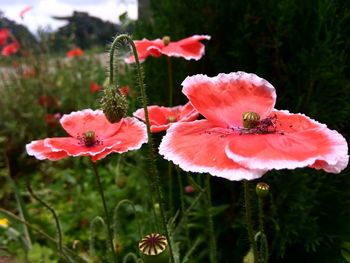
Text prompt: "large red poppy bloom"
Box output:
[[0, 28, 9, 46], [159, 72, 349, 181], [26, 109, 148, 162], [125, 35, 211, 63], [1, 41, 20, 56], [133, 102, 199, 133], [66, 48, 84, 58]]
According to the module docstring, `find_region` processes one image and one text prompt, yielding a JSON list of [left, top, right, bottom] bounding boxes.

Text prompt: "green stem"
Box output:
[[243, 180, 258, 261], [109, 34, 175, 263], [168, 163, 174, 216], [205, 175, 217, 263], [258, 197, 269, 263], [166, 56, 174, 106], [91, 161, 117, 263]]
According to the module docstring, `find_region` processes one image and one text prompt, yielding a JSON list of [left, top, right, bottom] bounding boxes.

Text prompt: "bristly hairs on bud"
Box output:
[[107, 34, 175, 263]]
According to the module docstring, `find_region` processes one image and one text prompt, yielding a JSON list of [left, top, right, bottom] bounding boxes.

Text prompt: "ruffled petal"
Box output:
[[162, 35, 211, 60], [225, 111, 349, 173], [159, 120, 266, 181], [182, 72, 276, 127], [60, 109, 122, 139], [133, 103, 199, 133], [91, 117, 148, 161], [125, 38, 163, 63], [26, 140, 69, 161]]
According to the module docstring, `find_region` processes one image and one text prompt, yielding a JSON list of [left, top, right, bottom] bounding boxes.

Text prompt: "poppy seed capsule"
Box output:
[[243, 111, 260, 129], [139, 233, 170, 263], [162, 36, 171, 46], [256, 182, 270, 198], [100, 88, 128, 123], [83, 131, 95, 147]]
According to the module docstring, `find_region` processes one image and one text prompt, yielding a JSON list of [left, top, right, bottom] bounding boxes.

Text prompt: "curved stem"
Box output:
[[91, 161, 117, 263], [243, 180, 258, 261], [109, 34, 175, 263]]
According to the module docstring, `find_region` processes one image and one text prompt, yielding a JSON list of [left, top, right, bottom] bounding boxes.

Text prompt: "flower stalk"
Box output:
[[205, 175, 217, 263], [108, 34, 175, 263]]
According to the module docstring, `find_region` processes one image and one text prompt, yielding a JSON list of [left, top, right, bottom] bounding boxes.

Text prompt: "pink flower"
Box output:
[[0, 28, 9, 46], [26, 109, 148, 162], [1, 41, 20, 56], [66, 48, 84, 58], [125, 35, 211, 63], [185, 185, 195, 194], [19, 6, 32, 19], [90, 81, 102, 93], [159, 72, 349, 181], [133, 102, 199, 133]]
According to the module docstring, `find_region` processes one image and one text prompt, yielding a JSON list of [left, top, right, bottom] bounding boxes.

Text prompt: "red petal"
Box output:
[[0, 28, 9, 45], [133, 103, 199, 133], [125, 38, 163, 63], [60, 109, 122, 139], [162, 35, 210, 60], [182, 72, 276, 127], [225, 111, 349, 173], [26, 140, 68, 161], [91, 117, 148, 161], [159, 120, 266, 181]]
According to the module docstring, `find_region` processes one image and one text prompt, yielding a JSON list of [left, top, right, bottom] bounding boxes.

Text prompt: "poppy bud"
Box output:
[[243, 112, 260, 129], [101, 87, 128, 123], [162, 36, 171, 46], [255, 182, 270, 198], [139, 233, 170, 263]]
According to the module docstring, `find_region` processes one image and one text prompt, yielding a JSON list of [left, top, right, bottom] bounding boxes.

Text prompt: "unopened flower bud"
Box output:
[[256, 182, 270, 198], [139, 233, 170, 263], [162, 36, 171, 46], [101, 87, 128, 123], [243, 112, 260, 129]]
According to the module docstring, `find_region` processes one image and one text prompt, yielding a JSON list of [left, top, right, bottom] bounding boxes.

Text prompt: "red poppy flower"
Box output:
[[159, 72, 349, 181], [133, 102, 199, 133], [125, 35, 211, 63], [26, 109, 148, 162], [90, 81, 102, 93], [1, 41, 20, 56], [45, 113, 61, 128], [66, 48, 84, 58], [0, 28, 9, 46], [119, 85, 129, 96]]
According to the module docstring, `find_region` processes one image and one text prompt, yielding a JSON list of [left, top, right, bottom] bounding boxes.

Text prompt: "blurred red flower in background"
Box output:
[[125, 35, 211, 63], [90, 81, 102, 93], [1, 41, 20, 56], [0, 28, 9, 45], [118, 85, 129, 96], [66, 48, 84, 58]]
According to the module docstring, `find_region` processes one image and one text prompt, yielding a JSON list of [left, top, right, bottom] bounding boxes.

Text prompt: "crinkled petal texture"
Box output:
[[60, 109, 122, 139], [133, 102, 199, 133], [159, 120, 266, 180], [162, 35, 211, 60], [182, 72, 276, 127], [26, 110, 148, 162], [125, 38, 163, 63], [225, 110, 349, 173]]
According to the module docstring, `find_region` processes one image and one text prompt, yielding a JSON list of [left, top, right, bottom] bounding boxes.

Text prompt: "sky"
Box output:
[[1, 0, 138, 34]]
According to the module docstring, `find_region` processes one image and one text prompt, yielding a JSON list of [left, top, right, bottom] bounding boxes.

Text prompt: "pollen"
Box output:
[[242, 111, 260, 129]]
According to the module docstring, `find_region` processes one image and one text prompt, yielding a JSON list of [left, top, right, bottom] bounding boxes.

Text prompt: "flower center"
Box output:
[[83, 130, 96, 147], [139, 233, 168, 256], [167, 115, 177, 123], [162, 36, 171, 46], [242, 111, 260, 129]]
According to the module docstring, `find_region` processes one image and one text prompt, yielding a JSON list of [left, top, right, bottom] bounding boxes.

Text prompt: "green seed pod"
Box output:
[[162, 36, 171, 46], [100, 87, 128, 123], [243, 111, 260, 129], [139, 233, 170, 263], [256, 182, 270, 198]]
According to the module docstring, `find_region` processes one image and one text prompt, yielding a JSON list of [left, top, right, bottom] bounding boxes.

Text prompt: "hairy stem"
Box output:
[[109, 34, 175, 263], [91, 161, 117, 263], [205, 175, 217, 263], [243, 180, 258, 260]]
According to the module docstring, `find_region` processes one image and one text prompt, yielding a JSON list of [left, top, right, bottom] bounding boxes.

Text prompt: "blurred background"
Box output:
[[0, 0, 350, 262]]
